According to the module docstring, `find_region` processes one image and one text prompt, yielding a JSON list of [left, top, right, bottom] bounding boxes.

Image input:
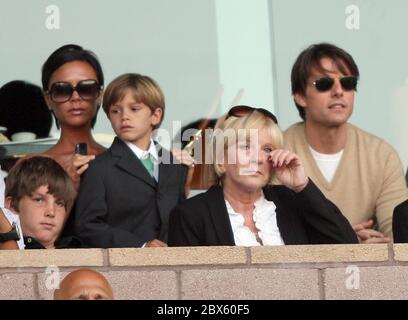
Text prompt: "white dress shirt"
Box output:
[[125, 139, 159, 181], [226, 192, 285, 246]]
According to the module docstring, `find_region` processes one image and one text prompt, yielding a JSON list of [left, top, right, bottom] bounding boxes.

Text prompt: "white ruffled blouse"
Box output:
[[225, 192, 285, 246]]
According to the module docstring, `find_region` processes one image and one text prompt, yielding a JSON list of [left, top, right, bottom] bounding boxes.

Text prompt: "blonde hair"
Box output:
[[205, 109, 283, 186], [102, 73, 165, 129]]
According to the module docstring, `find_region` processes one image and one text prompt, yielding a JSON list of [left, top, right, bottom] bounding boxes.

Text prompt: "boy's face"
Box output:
[[9, 185, 68, 249], [108, 89, 162, 150]]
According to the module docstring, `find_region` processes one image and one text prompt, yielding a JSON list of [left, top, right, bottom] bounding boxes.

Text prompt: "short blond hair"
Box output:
[[102, 73, 165, 129], [207, 109, 283, 185]]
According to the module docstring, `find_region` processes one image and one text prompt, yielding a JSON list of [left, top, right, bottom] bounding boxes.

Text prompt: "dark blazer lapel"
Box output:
[[156, 145, 174, 189], [264, 186, 301, 245], [110, 137, 157, 189], [206, 185, 235, 245]]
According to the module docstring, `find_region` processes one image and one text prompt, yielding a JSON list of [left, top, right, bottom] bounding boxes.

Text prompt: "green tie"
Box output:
[[140, 155, 154, 178]]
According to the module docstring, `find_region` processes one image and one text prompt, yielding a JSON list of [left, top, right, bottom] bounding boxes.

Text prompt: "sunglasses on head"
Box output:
[[46, 79, 101, 103], [226, 105, 278, 124], [312, 76, 358, 92]]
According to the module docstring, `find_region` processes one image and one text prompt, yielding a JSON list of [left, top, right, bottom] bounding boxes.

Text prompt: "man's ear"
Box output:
[[5, 197, 18, 213], [293, 93, 307, 108]]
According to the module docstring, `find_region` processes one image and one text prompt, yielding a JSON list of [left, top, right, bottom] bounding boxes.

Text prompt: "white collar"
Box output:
[[125, 139, 159, 161], [225, 191, 275, 216], [225, 191, 284, 246]]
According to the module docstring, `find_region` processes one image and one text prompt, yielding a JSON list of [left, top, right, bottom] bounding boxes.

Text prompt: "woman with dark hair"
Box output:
[[41, 44, 106, 190]]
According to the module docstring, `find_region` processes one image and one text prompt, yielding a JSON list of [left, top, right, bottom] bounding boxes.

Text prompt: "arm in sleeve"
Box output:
[[168, 204, 202, 247], [179, 165, 188, 202], [375, 145, 408, 237], [75, 165, 146, 248], [295, 179, 359, 244]]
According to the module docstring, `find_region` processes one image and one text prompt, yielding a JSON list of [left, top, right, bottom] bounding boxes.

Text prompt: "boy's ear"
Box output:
[[4, 197, 18, 213], [151, 108, 163, 126]]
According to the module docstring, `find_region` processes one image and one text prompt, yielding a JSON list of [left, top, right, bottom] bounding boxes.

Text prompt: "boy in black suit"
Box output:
[[75, 73, 192, 248]]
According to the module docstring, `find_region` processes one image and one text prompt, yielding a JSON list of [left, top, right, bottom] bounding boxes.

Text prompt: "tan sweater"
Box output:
[[284, 123, 408, 236]]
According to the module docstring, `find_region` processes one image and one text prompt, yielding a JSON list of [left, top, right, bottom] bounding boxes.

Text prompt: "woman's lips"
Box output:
[[240, 169, 262, 176], [68, 108, 85, 115]]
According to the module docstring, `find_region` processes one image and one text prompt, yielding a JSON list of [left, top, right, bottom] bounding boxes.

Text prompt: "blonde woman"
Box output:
[[168, 105, 358, 246]]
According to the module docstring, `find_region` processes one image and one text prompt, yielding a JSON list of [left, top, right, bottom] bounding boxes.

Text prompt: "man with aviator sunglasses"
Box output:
[[284, 43, 408, 243]]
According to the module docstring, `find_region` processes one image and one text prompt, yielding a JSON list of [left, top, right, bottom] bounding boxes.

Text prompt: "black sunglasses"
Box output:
[[226, 105, 278, 124], [46, 79, 102, 103], [313, 76, 358, 92]]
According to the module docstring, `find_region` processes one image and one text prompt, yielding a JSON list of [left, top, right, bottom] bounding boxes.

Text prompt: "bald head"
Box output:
[[54, 268, 114, 300]]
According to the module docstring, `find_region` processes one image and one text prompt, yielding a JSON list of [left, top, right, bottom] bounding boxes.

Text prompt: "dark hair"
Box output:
[[5, 156, 75, 212], [103, 73, 165, 129], [0, 80, 52, 139], [291, 43, 360, 120], [41, 44, 104, 128]]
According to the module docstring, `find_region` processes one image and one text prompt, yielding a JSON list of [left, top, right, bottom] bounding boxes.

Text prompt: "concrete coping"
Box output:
[[0, 244, 397, 268]]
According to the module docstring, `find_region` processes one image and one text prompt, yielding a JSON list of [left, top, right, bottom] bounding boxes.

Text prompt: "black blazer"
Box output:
[[393, 199, 408, 243], [168, 180, 358, 246], [75, 137, 188, 248]]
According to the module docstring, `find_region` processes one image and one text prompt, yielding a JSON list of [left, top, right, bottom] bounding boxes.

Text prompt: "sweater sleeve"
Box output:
[[376, 143, 408, 236]]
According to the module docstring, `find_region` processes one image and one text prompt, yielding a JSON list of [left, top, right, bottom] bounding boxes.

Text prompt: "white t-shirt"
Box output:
[[309, 146, 344, 184], [2, 207, 25, 249]]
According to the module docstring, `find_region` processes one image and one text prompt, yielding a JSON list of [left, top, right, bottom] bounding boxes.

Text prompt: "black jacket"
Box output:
[[75, 137, 188, 248], [23, 235, 82, 249], [393, 199, 408, 243], [168, 180, 358, 246]]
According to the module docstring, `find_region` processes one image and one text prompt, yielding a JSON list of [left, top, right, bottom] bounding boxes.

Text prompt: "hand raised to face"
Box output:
[[268, 149, 309, 193]]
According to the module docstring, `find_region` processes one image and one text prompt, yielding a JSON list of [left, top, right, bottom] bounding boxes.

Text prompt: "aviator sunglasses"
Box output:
[[46, 79, 102, 103], [312, 76, 358, 92], [226, 105, 278, 124]]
